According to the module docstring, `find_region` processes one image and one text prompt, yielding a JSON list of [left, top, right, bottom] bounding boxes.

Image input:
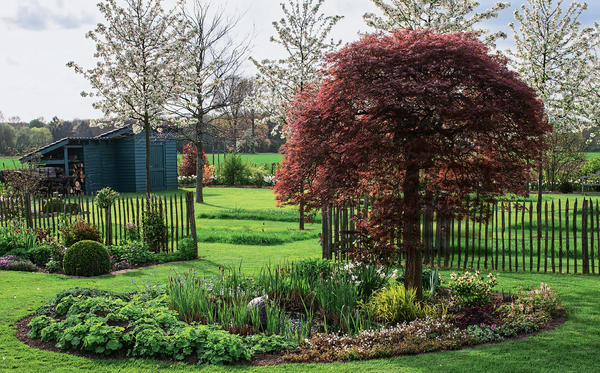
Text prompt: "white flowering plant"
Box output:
[[449, 271, 498, 307]]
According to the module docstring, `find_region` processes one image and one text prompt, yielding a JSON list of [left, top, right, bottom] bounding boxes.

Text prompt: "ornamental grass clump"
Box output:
[[449, 271, 498, 307]]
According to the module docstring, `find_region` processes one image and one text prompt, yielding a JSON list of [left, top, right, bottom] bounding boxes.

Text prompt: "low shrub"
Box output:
[[42, 198, 80, 214], [124, 222, 140, 242], [465, 320, 540, 344], [49, 242, 66, 263], [284, 317, 473, 362], [454, 304, 498, 329], [45, 259, 62, 273], [499, 282, 561, 326], [0, 255, 37, 272], [177, 237, 197, 260], [109, 242, 155, 267], [142, 208, 167, 253], [449, 271, 498, 307], [220, 153, 249, 185], [60, 219, 102, 247], [362, 283, 424, 324], [63, 240, 111, 277], [28, 245, 52, 267], [558, 181, 573, 194]]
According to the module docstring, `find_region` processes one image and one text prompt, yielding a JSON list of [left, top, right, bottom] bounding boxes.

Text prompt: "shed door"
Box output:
[[150, 144, 165, 191]]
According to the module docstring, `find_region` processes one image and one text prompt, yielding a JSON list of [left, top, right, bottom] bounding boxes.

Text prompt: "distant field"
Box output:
[[0, 157, 22, 169], [177, 152, 284, 167], [584, 152, 600, 160]]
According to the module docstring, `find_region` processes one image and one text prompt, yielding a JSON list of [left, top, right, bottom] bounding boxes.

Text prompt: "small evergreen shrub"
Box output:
[[221, 153, 249, 185], [28, 245, 52, 267], [142, 208, 167, 253], [63, 240, 111, 277], [177, 237, 197, 260], [42, 198, 79, 214], [95, 187, 119, 209], [109, 242, 155, 267], [60, 219, 102, 247]]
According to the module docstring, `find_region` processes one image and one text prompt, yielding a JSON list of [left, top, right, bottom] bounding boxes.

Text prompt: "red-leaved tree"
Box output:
[[179, 142, 214, 185], [275, 30, 550, 299]]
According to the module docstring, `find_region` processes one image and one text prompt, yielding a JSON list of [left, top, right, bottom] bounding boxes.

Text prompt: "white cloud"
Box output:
[[1, 0, 95, 31]]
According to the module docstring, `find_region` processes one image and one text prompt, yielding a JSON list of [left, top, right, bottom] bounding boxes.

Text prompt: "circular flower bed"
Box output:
[[21, 261, 564, 365]]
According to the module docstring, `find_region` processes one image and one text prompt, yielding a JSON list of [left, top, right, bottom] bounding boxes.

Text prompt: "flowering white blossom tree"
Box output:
[[67, 0, 185, 195], [168, 1, 249, 203], [364, 0, 510, 48], [508, 0, 599, 203], [251, 0, 342, 132]]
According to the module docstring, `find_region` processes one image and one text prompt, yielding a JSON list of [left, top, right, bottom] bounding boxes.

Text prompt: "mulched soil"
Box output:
[[14, 298, 567, 367]]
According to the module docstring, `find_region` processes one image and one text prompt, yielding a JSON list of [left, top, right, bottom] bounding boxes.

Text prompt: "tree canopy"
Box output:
[[275, 30, 550, 297]]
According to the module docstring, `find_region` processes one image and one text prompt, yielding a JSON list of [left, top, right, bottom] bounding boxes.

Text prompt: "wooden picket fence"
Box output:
[[321, 197, 600, 275], [0, 191, 197, 252]]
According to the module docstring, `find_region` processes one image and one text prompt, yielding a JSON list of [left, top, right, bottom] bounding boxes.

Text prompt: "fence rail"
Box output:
[[0, 191, 197, 251], [322, 198, 600, 275]]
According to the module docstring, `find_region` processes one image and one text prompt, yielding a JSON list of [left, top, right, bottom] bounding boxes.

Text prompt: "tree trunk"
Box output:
[[403, 160, 423, 300], [299, 181, 305, 230], [195, 139, 204, 204], [144, 116, 151, 197], [250, 109, 255, 153]]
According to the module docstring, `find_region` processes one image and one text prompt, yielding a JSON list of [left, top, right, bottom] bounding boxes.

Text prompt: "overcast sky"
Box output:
[[0, 0, 598, 122]]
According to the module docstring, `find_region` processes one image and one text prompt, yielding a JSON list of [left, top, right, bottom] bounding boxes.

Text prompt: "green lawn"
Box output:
[[2, 188, 600, 372], [177, 153, 284, 169], [0, 157, 22, 170], [584, 152, 600, 161]]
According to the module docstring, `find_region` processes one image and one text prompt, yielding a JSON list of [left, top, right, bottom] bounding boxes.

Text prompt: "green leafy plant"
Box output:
[[95, 187, 119, 209], [362, 283, 424, 324], [28, 245, 52, 267], [0, 225, 38, 257], [449, 271, 498, 307], [220, 153, 249, 185], [108, 242, 155, 267], [60, 218, 102, 247], [141, 207, 167, 253], [63, 240, 111, 276], [124, 222, 140, 241], [27, 288, 267, 364], [42, 198, 80, 214], [45, 259, 62, 273], [177, 237, 197, 260]]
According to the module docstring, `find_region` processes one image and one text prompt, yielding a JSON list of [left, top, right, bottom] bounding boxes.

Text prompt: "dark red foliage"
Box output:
[[275, 30, 550, 296], [178, 142, 209, 177], [455, 304, 499, 329]]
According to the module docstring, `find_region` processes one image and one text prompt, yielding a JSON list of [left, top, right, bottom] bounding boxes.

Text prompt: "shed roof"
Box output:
[[19, 126, 132, 162]]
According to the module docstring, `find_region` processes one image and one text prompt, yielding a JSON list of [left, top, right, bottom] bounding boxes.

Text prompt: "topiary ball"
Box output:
[[63, 240, 111, 277]]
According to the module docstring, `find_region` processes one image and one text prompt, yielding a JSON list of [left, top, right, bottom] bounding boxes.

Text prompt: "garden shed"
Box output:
[[19, 126, 177, 194]]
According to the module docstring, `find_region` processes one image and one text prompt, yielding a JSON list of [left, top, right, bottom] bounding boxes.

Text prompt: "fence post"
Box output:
[[582, 199, 589, 274], [24, 194, 33, 229], [105, 207, 112, 246], [185, 192, 197, 247], [321, 206, 331, 259]]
